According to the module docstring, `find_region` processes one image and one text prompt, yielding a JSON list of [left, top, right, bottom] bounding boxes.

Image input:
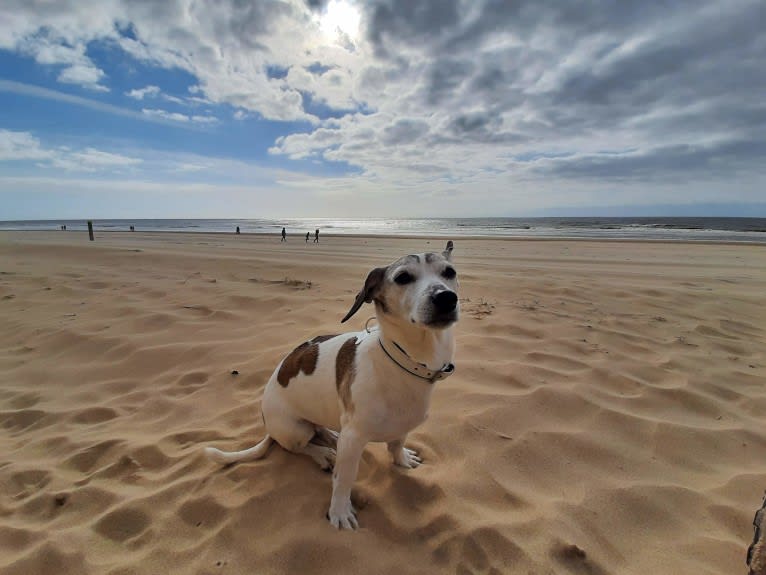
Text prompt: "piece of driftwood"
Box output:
[[748, 493, 766, 575]]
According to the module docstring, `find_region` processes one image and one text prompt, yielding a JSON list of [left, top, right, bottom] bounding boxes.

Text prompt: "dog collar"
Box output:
[[377, 336, 455, 383]]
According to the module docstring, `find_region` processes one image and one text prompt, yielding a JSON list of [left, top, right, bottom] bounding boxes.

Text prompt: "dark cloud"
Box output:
[[539, 139, 766, 181], [361, 0, 766, 182], [424, 58, 474, 106], [369, 0, 461, 54], [304, 0, 328, 10], [381, 118, 429, 146], [450, 113, 491, 134]]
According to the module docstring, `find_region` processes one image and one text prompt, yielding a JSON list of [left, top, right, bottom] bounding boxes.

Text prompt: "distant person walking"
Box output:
[[305, 232, 310, 243], [314, 228, 319, 243], [281, 227, 287, 242]]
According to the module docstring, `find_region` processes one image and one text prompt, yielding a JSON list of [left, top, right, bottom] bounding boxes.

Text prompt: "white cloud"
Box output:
[[0, 129, 141, 172], [190, 115, 217, 124], [48, 151, 141, 172], [58, 64, 109, 91], [141, 108, 189, 122], [126, 85, 160, 100], [0, 79, 198, 128], [0, 129, 53, 161], [126, 85, 189, 105], [2, 1, 355, 122], [141, 108, 217, 124], [14, 31, 109, 91]]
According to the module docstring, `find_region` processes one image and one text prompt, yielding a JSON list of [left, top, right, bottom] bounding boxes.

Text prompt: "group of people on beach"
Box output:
[[234, 225, 318, 242], [280, 227, 319, 243]]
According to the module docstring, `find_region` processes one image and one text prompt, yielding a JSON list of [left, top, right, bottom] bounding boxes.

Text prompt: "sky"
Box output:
[[1, 0, 764, 219]]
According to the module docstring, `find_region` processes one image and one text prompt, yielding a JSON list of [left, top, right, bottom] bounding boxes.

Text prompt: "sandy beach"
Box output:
[[1, 230, 764, 575]]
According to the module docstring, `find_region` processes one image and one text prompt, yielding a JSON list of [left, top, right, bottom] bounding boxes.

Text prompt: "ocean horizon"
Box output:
[[2, 217, 766, 243]]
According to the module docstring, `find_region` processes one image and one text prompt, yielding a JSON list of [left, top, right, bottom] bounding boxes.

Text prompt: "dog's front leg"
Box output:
[[327, 427, 366, 530], [387, 437, 422, 469]]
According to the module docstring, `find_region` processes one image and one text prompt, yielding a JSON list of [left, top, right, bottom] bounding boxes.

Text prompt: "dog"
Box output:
[[205, 240, 459, 529]]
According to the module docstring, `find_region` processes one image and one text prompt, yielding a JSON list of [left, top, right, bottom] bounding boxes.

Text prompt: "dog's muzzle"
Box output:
[[426, 289, 458, 327]]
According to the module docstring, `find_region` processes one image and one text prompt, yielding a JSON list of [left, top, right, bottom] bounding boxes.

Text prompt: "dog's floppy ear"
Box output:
[[442, 240, 454, 261], [341, 266, 387, 323]]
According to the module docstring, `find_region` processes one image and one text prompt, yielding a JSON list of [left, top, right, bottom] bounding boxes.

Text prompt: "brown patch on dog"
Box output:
[[336, 337, 357, 412], [311, 334, 338, 344], [424, 252, 437, 263], [277, 341, 320, 387]]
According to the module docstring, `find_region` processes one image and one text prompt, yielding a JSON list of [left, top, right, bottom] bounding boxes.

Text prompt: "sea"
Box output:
[[2, 217, 766, 243]]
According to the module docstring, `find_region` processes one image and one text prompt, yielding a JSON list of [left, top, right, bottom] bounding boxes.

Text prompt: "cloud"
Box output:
[[0, 129, 52, 161], [1, 0, 764, 213], [126, 85, 193, 106], [126, 85, 161, 100], [141, 108, 217, 124], [0, 129, 141, 172], [0, 80, 212, 129], [0, 130, 284, 183], [536, 139, 766, 183], [49, 149, 142, 172], [272, 0, 765, 199], [12, 28, 109, 91], [58, 64, 109, 91]]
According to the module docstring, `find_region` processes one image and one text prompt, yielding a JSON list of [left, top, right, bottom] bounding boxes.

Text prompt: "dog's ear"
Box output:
[[442, 240, 454, 261], [341, 266, 387, 323]]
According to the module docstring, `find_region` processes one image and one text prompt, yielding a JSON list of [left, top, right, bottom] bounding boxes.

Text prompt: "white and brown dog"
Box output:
[[205, 241, 459, 529]]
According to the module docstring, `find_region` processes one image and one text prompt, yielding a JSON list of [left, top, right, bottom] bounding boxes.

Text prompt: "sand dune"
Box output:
[[1, 231, 765, 575]]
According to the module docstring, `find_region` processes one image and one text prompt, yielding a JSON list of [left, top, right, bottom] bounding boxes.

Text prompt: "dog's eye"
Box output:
[[394, 271, 415, 285], [442, 267, 456, 280]]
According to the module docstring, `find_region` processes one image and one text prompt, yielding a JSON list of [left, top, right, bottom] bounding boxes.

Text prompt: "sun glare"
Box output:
[[319, 0, 361, 40]]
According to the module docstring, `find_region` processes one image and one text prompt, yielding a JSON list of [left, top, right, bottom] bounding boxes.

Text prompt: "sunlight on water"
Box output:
[[1, 217, 765, 243]]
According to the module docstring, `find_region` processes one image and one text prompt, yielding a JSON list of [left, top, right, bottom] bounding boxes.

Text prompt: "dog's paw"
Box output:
[[393, 446, 422, 469], [327, 501, 358, 530], [320, 450, 336, 472], [310, 445, 336, 472]]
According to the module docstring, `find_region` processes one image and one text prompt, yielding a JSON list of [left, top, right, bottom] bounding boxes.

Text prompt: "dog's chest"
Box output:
[[355, 360, 433, 442], [379, 399, 429, 441]]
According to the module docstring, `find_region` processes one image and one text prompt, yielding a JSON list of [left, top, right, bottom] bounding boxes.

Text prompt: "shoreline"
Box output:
[[3, 229, 766, 247]]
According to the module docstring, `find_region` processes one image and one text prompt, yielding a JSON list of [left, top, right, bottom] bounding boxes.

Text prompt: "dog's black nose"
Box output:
[[432, 290, 458, 313]]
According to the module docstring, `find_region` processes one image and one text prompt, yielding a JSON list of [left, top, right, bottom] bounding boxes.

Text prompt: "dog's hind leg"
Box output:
[[260, 384, 336, 470], [205, 435, 273, 465], [300, 442, 336, 471], [267, 412, 337, 471], [302, 427, 339, 471], [312, 426, 339, 449]]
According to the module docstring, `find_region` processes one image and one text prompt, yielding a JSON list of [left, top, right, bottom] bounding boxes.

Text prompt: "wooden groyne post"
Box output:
[[88, 221, 94, 241]]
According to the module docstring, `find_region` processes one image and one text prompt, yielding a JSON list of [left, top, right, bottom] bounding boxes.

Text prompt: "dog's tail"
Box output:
[[204, 435, 273, 465]]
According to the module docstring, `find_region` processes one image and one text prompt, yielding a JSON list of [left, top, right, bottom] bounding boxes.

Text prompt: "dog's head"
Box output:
[[341, 240, 459, 329]]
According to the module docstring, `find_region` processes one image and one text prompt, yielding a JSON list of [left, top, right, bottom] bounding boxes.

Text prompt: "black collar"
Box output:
[[377, 336, 455, 383]]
